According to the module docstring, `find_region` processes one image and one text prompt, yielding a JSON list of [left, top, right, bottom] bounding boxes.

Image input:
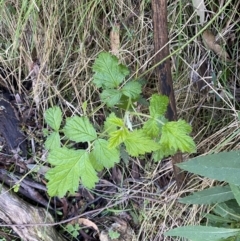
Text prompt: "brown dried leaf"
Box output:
[[110, 24, 120, 56], [202, 30, 230, 61], [70, 218, 99, 233]]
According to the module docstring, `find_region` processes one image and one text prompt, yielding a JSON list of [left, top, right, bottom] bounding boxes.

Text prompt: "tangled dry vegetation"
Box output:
[[0, 0, 239, 240]]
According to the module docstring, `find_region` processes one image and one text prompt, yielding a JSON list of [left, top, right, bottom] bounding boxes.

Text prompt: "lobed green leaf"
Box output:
[[46, 148, 98, 197], [143, 118, 161, 138], [44, 106, 62, 131], [152, 143, 175, 162], [89, 153, 104, 171], [63, 116, 97, 142], [160, 119, 196, 153], [45, 132, 61, 150], [100, 89, 122, 107], [92, 52, 129, 88], [121, 81, 141, 99], [124, 130, 160, 157], [108, 127, 129, 149], [104, 113, 119, 134], [92, 139, 120, 168], [149, 94, 169, 117], [105, 113, 124, 127], [79, 156, 99, 190]]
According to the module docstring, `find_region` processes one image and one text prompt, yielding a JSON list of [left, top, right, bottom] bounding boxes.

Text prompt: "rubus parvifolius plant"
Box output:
[[43, 52, 196, 197]]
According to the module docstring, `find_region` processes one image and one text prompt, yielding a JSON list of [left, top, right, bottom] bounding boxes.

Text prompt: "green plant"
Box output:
[[108, 229, 120, 240], [43, 52, 196, 197], [65, 224, 81, 239], [165, 151, 240, 241]]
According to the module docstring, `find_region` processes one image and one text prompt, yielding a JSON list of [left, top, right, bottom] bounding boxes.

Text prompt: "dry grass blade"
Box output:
[[110, 23, 120, 56]]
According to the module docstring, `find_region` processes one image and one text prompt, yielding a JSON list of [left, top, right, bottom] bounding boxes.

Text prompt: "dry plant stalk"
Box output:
[[152, 0, 185, 188], [110, 23, 120, 56]]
